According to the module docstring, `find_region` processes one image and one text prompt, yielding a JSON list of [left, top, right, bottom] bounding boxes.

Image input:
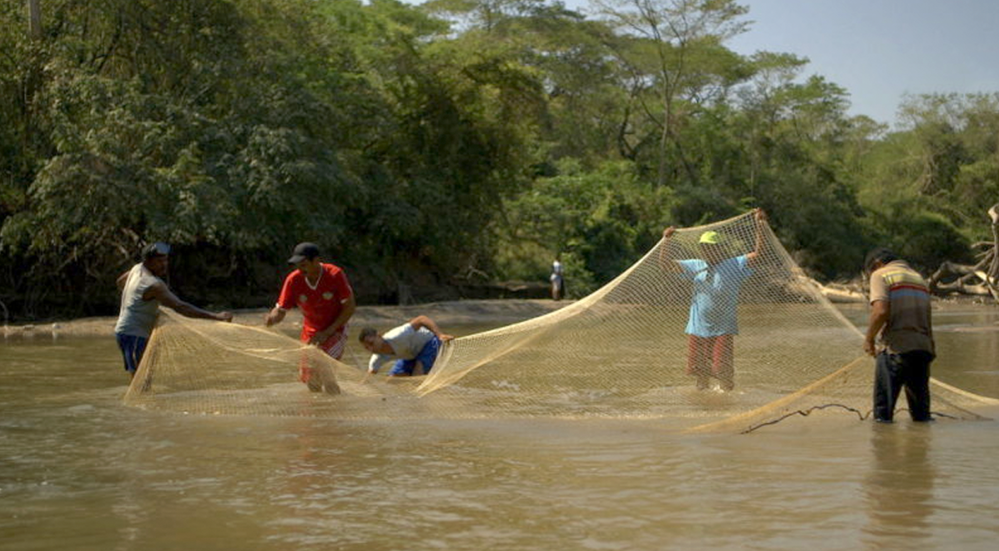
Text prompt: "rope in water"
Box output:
[[741, 404, 964, 433]]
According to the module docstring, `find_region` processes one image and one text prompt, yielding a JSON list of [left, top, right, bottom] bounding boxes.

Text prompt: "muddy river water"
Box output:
[[2, 303, 998, 550]]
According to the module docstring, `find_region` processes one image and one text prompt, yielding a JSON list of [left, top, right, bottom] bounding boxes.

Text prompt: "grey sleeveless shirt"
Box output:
[[114, 264, 164, 338]]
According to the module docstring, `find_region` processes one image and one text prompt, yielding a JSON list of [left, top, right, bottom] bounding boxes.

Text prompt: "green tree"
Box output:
[[593, 0, 751, 187], [496, 160, 675, 294]]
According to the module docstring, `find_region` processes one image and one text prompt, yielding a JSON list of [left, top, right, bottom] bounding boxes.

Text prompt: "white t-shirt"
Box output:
[[368, 323, 436, 373]]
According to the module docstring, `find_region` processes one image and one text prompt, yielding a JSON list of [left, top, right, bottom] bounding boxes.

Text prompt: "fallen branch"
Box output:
[[930, 261, 998, 300], [930, 203, 999, 304]]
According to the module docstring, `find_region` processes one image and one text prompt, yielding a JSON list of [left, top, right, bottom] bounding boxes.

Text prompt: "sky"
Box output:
[[407, 0, 999, 126], [572, 0, 999, 125], [722, 0, 999, 124]]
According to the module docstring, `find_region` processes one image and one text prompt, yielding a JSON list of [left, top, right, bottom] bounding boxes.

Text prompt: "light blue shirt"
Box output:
[[678, 255, 752, 337]]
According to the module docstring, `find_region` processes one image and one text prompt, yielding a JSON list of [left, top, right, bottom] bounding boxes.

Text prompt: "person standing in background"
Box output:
[[551, 256, 565, 300]]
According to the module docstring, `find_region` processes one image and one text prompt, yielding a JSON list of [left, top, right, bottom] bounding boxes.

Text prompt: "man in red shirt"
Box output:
[[265, 242, 356, 393]]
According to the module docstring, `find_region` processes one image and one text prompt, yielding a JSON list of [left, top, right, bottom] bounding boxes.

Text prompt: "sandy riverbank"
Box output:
[[2, 299, 570, 339], [5, 295, 997, 340]]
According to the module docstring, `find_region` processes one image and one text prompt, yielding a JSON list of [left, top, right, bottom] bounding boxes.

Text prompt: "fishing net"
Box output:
[[123, 212, 999, 430]]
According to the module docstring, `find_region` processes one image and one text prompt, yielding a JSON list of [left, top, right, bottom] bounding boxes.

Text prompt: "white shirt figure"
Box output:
[[550, 259, 564, 300], [367, 323, 436, 373]]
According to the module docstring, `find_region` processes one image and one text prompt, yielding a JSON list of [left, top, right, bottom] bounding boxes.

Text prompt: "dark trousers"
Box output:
[[874, 350, 933, 422], [116, 333, 149, 374]]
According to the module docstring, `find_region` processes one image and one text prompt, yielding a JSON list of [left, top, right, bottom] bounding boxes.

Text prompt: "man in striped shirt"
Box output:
[[863, 248, 935, 423]]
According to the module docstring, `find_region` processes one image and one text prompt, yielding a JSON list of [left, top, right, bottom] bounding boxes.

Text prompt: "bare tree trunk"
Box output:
[[28, 0, 42, 39], [22, 0, 43, 184], [988, 203, 999, 282], [657, 101, 670, 187]]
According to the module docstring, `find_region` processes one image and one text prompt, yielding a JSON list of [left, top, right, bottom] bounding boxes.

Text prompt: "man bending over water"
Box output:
[[360, 316, 454, 377]]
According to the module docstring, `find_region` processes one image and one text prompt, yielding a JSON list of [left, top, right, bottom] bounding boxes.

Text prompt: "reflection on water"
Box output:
[[863, 424, 936, 548], [2, 306, 999, 550]]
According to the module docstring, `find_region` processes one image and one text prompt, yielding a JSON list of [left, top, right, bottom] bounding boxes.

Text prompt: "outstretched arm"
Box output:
[[745, 208, 767, 266], [658, 226, 681, 273], [265, 305, 287, 327], [267, 275, 296, 327], [146, 282, 232, 322], [409, 315, 454, 342]]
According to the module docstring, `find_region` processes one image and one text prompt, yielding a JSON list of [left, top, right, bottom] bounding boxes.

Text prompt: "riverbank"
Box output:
[[1, 299, 571, 339], [5, 295, 997, 340]]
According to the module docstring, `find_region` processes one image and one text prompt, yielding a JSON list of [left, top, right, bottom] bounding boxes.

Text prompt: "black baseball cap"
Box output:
[[864, 247, 898, 274], [142, 242, 171, 260], [288, 242, 320, 264]]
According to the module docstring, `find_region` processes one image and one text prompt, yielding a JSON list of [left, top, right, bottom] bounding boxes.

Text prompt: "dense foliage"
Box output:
[[1, 0, 996, 319]]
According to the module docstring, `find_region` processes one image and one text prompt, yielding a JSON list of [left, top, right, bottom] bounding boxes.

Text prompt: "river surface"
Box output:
[[2, 304, 999, 550]]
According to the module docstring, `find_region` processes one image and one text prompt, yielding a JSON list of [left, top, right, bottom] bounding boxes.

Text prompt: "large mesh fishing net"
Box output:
[[123, 212, 999, 431]]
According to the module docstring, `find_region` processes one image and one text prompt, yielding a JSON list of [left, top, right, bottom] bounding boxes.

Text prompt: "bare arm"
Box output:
[[864, 300, 890, 356], [308, 294, 357, 345], [409, 315, 454, 342], [145, 282, 232, 322], [745, 208, 767, 266], [116, 270, 130, 292], [658, 226, 681, 273], [265, 305, 287, 327]]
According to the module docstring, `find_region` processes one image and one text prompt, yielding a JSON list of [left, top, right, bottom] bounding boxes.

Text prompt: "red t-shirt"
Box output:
[[276, 263, 354, 340]]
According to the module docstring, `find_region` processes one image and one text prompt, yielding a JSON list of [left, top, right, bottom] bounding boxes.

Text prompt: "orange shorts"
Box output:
[[299, 327, 348, 383], [686, 334, 733, 382]]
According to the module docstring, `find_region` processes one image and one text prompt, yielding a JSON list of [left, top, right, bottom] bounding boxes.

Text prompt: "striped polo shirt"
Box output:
[[869, 260, 935, 355]]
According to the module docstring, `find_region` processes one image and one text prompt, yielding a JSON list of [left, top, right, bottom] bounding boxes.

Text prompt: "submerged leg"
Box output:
[[687, 335, 711, 389], [317, 365, 341, 395], [873, 352, 904, 422], [901, 351, 932, 422], [712, 335, 735, 391]]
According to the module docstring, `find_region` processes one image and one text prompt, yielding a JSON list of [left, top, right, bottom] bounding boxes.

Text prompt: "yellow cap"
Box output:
[[699, 231, 721, 244]]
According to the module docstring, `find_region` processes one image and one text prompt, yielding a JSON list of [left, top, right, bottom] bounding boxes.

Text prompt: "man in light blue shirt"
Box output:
[[660, 209, 767, 391]]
